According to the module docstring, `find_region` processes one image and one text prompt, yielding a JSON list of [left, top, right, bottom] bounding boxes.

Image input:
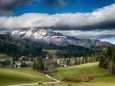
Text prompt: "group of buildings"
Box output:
[[0, 54, 97, 68]]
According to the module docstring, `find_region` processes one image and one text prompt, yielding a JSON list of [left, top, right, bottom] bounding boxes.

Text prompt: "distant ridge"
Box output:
[[10, 27, 114, 49]]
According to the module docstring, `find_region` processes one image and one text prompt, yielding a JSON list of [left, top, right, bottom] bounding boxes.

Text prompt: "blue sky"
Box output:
[[0, 0, 115, 44], [13, 0, 115, 16], [101, 37, 115, 44]]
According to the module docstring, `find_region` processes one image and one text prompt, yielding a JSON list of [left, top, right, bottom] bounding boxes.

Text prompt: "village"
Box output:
[[0, 54, 97, 69]]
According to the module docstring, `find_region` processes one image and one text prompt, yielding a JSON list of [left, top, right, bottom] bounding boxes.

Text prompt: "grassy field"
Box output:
[[53, 62, 115, 86], [43, 49, 58, 56], [0, 54, 10, 58], [34, 62, 115, 86], [33, 82, 115, 86], [54, 62, 111, 79], [0, 67, 50, 86], [1, 62, 115, 86]]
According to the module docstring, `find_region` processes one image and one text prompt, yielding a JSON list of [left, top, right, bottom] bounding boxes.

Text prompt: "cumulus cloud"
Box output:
[[0, 0, 32, 16], [0, 4, 115, 30], [55, 30, 115, 39]]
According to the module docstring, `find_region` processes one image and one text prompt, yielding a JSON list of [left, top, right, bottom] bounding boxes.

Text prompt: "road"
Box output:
[[10, 74, 61, 86]]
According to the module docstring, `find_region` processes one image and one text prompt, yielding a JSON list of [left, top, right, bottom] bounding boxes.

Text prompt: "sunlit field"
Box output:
[[34, 62, 115, 86], [0, 67, 50, 86]]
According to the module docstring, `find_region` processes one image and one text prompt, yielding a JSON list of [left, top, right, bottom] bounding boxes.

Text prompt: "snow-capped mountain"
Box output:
[[11, 27, 114, 49], [11, 27, 69, 46]]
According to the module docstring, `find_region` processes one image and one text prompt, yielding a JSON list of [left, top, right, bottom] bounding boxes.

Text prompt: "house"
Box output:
[[13, 62, 21, 68], [0, 57, 13, 61], [0, 56, 13, 67]]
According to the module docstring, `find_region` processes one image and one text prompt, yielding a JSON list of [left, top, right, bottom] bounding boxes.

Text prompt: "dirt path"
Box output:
[[10, 74, 61, 86]]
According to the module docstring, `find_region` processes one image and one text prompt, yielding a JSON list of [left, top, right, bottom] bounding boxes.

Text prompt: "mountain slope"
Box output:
[[11, 27, 114, 49], [0, 34, 43, 58], [11, 28, 69, 46]]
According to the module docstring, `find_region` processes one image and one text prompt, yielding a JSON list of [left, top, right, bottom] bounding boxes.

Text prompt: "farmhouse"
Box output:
[[0, 55, 13, 67]]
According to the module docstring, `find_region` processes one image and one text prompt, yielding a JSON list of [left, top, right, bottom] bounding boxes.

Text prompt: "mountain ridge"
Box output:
[[10, 27, 114, 49]]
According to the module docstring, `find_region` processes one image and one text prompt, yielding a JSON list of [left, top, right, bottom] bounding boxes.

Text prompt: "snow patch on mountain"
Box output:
[[11, 27, 68, 45], [10, 27, 114, 48]]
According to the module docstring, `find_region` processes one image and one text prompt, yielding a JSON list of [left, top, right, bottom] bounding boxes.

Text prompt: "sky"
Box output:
[[0, 0, 115, 44]]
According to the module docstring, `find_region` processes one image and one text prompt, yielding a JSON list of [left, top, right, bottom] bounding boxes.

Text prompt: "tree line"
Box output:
[[0, 39, 47, 59], [56, 45, 96, 58], [99, 46, 115, 74]]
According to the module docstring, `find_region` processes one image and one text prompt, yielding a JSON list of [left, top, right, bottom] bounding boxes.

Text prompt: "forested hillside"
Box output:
[[0, 34, 46, 59], [56, 45, 96, 58], [0, 34, 102, 59]]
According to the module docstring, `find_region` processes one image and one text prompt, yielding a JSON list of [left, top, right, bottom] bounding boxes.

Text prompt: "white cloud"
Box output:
[[0, 4, 115, 29], [55, 30, 115, 39]]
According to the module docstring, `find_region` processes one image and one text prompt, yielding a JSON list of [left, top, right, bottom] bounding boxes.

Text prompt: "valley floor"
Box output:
[[35, 62, 115, 86], [0, 62, 115, 86]]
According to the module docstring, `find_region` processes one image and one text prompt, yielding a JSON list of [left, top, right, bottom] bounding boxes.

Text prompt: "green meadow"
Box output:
[[53, 62, 115, 86], [0, 54, 10, 58], [0, 62, 115, 86], [0, 67, 50, 86], [43, 49, 58, 56], [34, 62, 115, 86]]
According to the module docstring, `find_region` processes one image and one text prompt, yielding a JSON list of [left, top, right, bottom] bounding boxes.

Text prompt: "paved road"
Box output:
[[10, 74, 61, 86]]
